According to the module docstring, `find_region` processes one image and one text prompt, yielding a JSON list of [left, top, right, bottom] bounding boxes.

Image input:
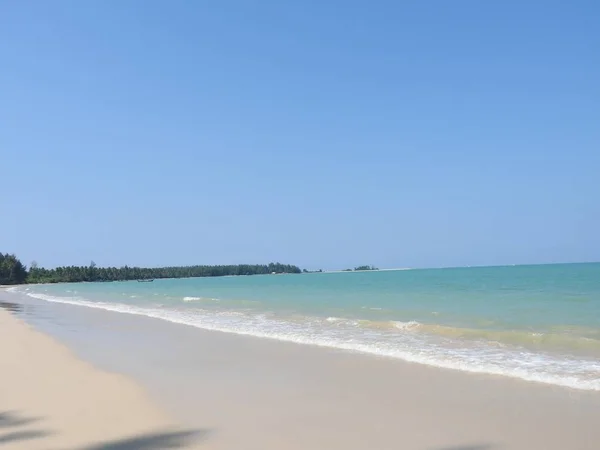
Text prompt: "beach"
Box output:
[[0, 300, 207, 448], [2, 288, 600, 450]]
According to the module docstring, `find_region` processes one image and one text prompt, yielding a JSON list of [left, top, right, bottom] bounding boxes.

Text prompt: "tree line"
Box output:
[[1, 253, 302, 285]]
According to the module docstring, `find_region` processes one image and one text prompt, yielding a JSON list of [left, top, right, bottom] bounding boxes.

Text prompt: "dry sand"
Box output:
[[0, 308, 207, 449]]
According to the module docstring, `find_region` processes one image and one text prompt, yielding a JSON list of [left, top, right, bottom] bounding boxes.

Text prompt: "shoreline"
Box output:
[[0, 305, 207, 449], [13, 285, 599, 392], [3, 289, 600, 449]]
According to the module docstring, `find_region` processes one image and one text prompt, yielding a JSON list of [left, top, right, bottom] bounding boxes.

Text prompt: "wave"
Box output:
[[416, 323, 600, 351], [326, 316, 357, 325], [183, 296, 219, 302], [320, 315, 600, 352], [325, 317, 421, 331], [393, 320, 421, 330], [322, 317, 600, 351], [19, 290, 600, 391], [383, 322, 598, 351]]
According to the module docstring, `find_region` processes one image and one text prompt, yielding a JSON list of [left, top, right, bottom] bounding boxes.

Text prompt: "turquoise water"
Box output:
[[14, 263, 600, 390]]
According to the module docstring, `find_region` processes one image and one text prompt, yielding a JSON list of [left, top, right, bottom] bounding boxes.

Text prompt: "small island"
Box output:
[[343, 265, 379, 272]]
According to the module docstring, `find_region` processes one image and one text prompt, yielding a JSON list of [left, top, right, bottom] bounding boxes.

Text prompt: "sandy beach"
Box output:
[[0, 304, 206, 449], [2, 289, 600, 449]]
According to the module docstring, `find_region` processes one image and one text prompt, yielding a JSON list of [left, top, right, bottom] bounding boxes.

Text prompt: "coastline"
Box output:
[[3, 289, 600, 450], [0, 304, 206, 449], [14, 279, 600, 392]]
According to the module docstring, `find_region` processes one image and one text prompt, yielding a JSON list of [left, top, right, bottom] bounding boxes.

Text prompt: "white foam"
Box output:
[[22, 291, 600, 392], [183, 296, 219, 302], [325, 317, 360, 327], [393, 320, 420, 330]]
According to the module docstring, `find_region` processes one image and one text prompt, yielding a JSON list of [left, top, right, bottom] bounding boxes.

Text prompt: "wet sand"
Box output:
[[0, 305, 207, 449], [2, 289, 600, 449]]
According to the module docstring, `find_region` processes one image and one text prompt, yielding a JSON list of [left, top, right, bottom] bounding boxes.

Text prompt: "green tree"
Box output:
[[354, 265, 379, 271], [0, 253, 28, 285]]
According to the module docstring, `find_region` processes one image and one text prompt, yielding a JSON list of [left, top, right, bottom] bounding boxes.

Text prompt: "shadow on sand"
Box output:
[[3, 409, 496, 449], [0, 301, 23, 313], [0, 411, 51, 446], [79, 429, 210, 449], [1, 411, 209, 449], [0, 430, 52, 446], [0, 411, 40, 428]]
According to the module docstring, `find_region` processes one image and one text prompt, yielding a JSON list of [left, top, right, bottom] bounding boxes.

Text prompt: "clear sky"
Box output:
[[1, 1, 598, 270]]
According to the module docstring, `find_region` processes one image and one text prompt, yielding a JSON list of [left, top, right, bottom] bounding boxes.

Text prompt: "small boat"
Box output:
[[137, 279, 154, 282]]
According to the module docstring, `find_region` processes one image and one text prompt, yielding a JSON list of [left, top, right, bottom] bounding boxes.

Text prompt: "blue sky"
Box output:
[[1, 1, 598, 269]]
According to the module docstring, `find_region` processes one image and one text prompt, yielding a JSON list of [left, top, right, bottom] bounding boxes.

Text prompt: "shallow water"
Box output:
[[13, 263, 600, 390]]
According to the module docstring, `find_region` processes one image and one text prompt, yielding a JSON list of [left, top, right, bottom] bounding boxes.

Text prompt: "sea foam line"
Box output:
[[19, 290, 600, 392]]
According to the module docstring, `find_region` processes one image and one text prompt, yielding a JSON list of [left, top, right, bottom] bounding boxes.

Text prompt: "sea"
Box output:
[[10, 263, 600, 391]]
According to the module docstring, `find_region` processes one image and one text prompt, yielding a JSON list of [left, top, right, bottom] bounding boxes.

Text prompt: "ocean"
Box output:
[[12, 263, 600, 391]]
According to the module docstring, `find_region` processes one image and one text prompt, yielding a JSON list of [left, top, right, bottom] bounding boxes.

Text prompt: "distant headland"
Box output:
[[0, 252, 302, 285]]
